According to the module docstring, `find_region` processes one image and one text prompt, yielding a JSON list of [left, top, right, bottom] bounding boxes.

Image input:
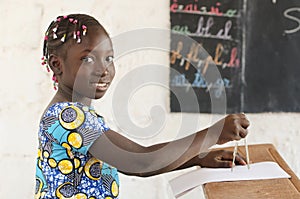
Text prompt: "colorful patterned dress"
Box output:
[[35, 102, 119, 199]]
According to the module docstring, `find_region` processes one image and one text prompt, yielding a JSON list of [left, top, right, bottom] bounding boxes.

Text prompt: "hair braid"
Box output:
[[41, 14, 105, 90], [42, 14, 103, 59]]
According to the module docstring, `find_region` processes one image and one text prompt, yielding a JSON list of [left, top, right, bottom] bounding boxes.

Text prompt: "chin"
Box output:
[[94, 91, 107, 99]]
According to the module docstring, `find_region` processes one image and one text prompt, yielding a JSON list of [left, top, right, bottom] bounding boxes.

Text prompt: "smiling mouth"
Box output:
[[92, 82, 110, 91]]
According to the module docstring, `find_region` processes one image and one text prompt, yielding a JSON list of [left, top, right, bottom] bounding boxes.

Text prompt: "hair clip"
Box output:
[[41, 56, 50, 72], [44, 31, 49, 41], [82, 25, 87, 36], [41, 56, 46, 63], [52, 26, 58, 39], [69, 18, 74, 23], [52, 74, 58, 90], [76, 31, 81, 43], [73, 19, 78, 24], [61, 33, 66, 42], [53, 26, 57, 33]]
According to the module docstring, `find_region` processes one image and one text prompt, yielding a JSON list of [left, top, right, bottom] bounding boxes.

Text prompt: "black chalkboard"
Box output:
[[244, 0, 300, 112], [170, 0, 243, 113], [170, 0, 300, 113]]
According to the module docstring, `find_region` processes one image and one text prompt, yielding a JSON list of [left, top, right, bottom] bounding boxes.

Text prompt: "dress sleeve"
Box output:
[[43, 102, 109, 156]]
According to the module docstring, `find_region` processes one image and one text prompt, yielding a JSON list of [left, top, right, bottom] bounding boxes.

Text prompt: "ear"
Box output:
[[48, 54, 63, 76]]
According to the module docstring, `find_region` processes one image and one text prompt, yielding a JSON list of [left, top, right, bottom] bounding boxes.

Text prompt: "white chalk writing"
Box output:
[[284, 7, 300, 34]]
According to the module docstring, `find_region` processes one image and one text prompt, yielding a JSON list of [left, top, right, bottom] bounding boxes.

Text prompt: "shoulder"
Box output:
[[42, 102, 109, 131], [43, 102, 95, 119]]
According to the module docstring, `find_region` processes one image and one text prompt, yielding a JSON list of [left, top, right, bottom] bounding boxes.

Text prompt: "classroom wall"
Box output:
[[0, 0, 299, 198]]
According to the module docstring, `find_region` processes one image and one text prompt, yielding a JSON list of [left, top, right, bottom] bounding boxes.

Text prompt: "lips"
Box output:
[[92, 82, 110, 91]]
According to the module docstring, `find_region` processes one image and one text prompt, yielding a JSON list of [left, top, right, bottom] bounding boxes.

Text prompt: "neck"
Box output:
[[52, 84, 92, 107]]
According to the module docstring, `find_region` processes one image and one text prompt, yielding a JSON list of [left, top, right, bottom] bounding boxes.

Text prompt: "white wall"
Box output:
[[0, 0, 299, 198]]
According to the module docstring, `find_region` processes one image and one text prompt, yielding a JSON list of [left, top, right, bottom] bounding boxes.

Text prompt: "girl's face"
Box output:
[[59, 26, 115, 100]]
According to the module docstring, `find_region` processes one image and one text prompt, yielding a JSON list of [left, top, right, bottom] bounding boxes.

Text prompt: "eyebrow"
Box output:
[[80, 49, 92, 54], [80, 48, 114, 54]]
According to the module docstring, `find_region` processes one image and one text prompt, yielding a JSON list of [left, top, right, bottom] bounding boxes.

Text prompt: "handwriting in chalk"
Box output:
[[170, 70, 231, 98], [194, 16, 232, 40], [195, 16, 214, 37], [172, 25, 190, 34], [170, 41, 183, 64], [283, 7, 300, 34], [170, 0, 242, 100], [172, 17, 233, 41], [170, 0, 238, 18], [170, 41, 240, 69], [185, 43, 200, 70]]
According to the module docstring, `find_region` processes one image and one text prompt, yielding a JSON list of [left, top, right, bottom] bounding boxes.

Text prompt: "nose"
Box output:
[[95, 60, 108, 76]]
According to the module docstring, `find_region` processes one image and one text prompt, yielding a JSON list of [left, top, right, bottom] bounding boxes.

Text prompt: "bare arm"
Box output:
[[89, 127, 208, 177], [89, 114, 249, 177]]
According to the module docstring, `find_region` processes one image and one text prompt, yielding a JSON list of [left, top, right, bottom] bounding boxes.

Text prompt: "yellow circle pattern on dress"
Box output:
[[84, 158, 102, 181], [111, 181, 119, 197], [74, 157, 81, 169], [75, 193, 87, 199], [37, 149, 44, 161], [59, 106, 85, 130], [56, 182, 74, 199], [35, 178, 43, 199], [58, 159, 73, 175], [37, 149, 41, 158], [43, 151, 49, 158], [48, 158, 57, 168], [68, 132, 83, 149], [38, 159, 42, 169], [78, 166, 83, 173], [62, 142, 71, 150]]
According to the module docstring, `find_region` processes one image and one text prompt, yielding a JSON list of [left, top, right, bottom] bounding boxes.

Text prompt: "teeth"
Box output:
[[95, 83, 107, 87]]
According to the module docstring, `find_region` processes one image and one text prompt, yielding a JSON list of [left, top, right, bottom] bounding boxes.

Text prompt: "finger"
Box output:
[[239, 127, 248, 138], [215, 159, 232, 168], [234, 153, 246, 165], [216, 150, 233, 160], [218, 150, 246, 165], [232, 127, 243, 140], [237, 113, 247, 119], [240, 117, 250, 129]]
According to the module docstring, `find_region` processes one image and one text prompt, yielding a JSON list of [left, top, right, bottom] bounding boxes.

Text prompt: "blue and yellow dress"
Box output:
[[35, 102, 119, 199]]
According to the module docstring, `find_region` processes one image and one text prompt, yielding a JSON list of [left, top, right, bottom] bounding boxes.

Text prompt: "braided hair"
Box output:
[[41, 14, 106, 89]]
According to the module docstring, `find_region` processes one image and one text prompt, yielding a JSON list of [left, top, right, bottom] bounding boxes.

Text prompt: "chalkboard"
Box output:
[[170, 0, 300, 113], [170, 0, 243, 113], [244, 0, 300, 112]]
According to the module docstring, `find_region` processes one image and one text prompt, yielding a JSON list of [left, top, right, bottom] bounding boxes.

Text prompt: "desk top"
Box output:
[[203, 144, 300, 199]]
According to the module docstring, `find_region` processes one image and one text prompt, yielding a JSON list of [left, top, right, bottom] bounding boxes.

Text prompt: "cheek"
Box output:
[[73, 67, 91, 84], [109, 64, 116, 79]]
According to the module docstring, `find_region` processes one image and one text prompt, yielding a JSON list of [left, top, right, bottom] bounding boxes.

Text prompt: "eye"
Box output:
[[81, 56, 95, 64], [105, 55, 114, 63]]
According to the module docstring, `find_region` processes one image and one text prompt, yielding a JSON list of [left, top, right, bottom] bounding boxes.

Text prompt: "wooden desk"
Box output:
[[203, 144, 300, 199]]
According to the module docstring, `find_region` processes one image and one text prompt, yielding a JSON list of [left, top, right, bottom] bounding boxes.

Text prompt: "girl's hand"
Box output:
[[211, 114, 250, 145], [198, 150, 246, 168]]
